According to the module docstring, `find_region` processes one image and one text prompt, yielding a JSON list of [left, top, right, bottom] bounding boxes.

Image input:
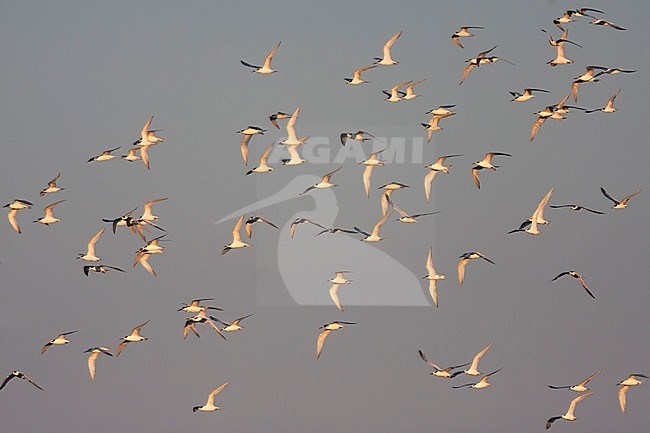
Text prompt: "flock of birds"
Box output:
[[1, 5, 647, 429]]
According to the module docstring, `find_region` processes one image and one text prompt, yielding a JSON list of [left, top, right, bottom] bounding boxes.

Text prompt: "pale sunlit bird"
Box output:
[[345, 65, 377, 85], [41, 330, 78, 354], [317, 321, 356, 359], [360, 147, 386, 198], [40, 172, 65, 196], [545, 392, 594, 430], [552, 270, 595, 299], [77, 228, 105, 262], [458, 252, 494, 287], [600, 186, 642, 209], [241, 41, 282, 74], [418, 349, 469, 378], [88, 147, 120, 163], [328, 271, 352, 312], [618, 374, 646, 413], [300, 166, 343, 195], [33, 200, 65, 225], [116, 320, 150, 357], [0, 371, 43, 391], [453, 367, 503, 389], [193, 382, 229, 412], [548, 369, 602, 392], [424, 154, 462, 202], [423, 247, 445, 308], [84, 347, 113, 380], [245, 215, 279, 238], [452, 26, 484, 49], [221, 214, 250, 255], [374, 31, 402, 66]]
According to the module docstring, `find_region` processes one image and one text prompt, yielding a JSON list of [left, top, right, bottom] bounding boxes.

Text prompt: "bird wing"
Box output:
[[260, 144, 274, 165], [322, 166, 342, 183], [88, 352, 99, 380], [428, 279, 439, 308], [207, 382, 230, 406], [471, 168, 481, 189], [546, 416, 562, 429], [452, 35, 464, 49], [371, 210, 393, 237], [566, 392, 593, 418], [620, 188, 643, 205], [7, 209, 21, 234], [531, 116, 546, 142], [580, 369, 602, 386], [469, 342, 493, 372], [418, 350, 442, 370], [286, 106, 300, 142], [240, 59, 261, 69], [552, 271, 570, 281], [578, 275, 595, 299], [44, 200, 65, 217], [424, 170, 437, 202], [362, 165, 374, 199], [240, 134, 252, 165], [426, 247, 435, 275], [457, 258, 469, 287], [87, 228, 105, 256], [382, 31, 402, 59], [329, 283, 343, 312], [316, 329, 332, 359], [206, 317, 227, 340], [142, 197, 168, 219], [232, 214, 245, 243], [534, 187, 554, 225], [600, 187, 619, 204], [115, 341, 129, 357], [139, 145, 151, 170], [132, 320, 150, 336], [263, 41, 281, 69], [0, 374, 15, 390], [618, 385, 630, 413], [459, 64, 475, 85], [232, 313, 255, 325], [141, 116, 153, 143], [354, 65, 376, 79], [139, 254, 157, 276]]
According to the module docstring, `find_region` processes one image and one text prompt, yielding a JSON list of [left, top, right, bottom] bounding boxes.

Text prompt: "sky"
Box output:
[[1, 0, 649, 432]]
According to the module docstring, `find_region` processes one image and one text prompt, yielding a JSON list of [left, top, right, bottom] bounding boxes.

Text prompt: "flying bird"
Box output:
[[241, 41, 282, 74], [6, 208, 23, 234], [378, 182, 409, 216], [374, 31, 402, 65], [549, 369, 602, 392], [423, 247, 445, 307], [328, 271, 352, 312], [84, 347, 113, 380], [245, 215, 279, 238], [41, 330, 78, 354], [269, 111, 292, 129], [421, 112, 456, 143], [116, 320, 150, 357], [389, 197, 440, 223], [77, 228, 105, 262], [279, 106, 306, 147], [183, 311, 226, 340], [546, 392, 594, 429], [510, 88, 550, 102], [452, 26, 484, 48], [463, 342, 494, 376], [178, 298, 223, 313], [542, 28, 581, 66], [552, 271, 595, 299], [550, 204, 604, 214], [458, 252, 494, 287], [215, 313, 255, 332], [453, 367, 503, 389], [193, 382, 229, 412], [33, 199, 65, 225], [354, 210, 393, 242], [617, 375, 646, 413], [238, 126, 266, 165], [121, 147, 142, 162], [88, 147, 120, 163], [589, 19, 626, 30], [317, 321, 356, 359], [83, 264, 125, 276], [418, 349, 469, 377], [601, 187, 642, 209], [585, 88, 621, 113], [221, 214, 250, 255], [246, 144, 274, 175], [360, 147, 386, 198], [508, 187, 554, 235], [345, 65, 377, 85], [424, 154, 462, 201], [471, 152, 512, 189], [289, 217, 326, 238], [300, 166, 343, 195], [402, 79, 426, 100], [340, 131, 379, 146], [383, 80, 411, 102], [0, 371, 43, 391], [40, 172, 65, 196]]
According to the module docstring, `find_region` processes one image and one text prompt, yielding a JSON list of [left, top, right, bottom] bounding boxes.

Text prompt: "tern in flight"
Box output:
[[6, 208, 24, 234], [184, 311, 227, 340], [552, 271, 595, 299], [5, 199, 33, 233], [452, 26, 484, 49], [317, 321, 356, 359], [340, 131, 379, 146], [77, 228, 106, 262], [84, 347, 113, 380], [418, 350, 469, 377], [402, 79, 426, 100], [289, 218, 326, 238], [374, 31, 402, 65], [389, 197, 440, 223], [586, 88, 621, 113], [471, 152, 511, 189], [546, 392, 594, 429], [238, 126, 266, 165], [424, 154, 462, 201], [139, 197, 168, 222], [458, 252, 494, 287], [601, 186, 642, 209], [280, 106, 304, 146], [121, 147, 142, 162], [221, 214, 250, 255], [83, 264, 125, 276], [379, 182, 409, 216], [136, 116, 161, 170], [33, 200, 65, 225], [41, 330, 78, 354], [178, 298, 223, 314], [360, 147, 387, 198], [421, 112, 456, 143], [453, 367, 503, 389], [246, 144, 274, 175], [508, 187, 554, 235], [426, 105, 456, 116], [88, 147, 120, 162], [459, 46, 498, 85], [423, 247, 445, 307], [215, 313, 254, 332], [542, 28, 581, 66], [328, 271, 351, 312], [40, 172, 65, 196], [354, 210, 393, 242], [618, 374, 647, 413], [245, 215, 278, 238], [571, 66, 607, 102], [0, 371, 43, 391], [241, 41, 282, 74], [193, 382, 229, 412], [300, 166, 343, 195], [463, 342, 494, 376], [116, 320, 150, 357], [550, 204, 604, 214], [345, 65, 377, 85], [589, 19, 626, 30], [510, 88, 550, 102], [383, 80, 411, 102], [549, 369, 602, 392], [269, 111, 292, 129]]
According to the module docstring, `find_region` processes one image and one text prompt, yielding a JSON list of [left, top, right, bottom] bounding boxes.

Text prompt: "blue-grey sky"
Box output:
[[1, 1, 649, 432]]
